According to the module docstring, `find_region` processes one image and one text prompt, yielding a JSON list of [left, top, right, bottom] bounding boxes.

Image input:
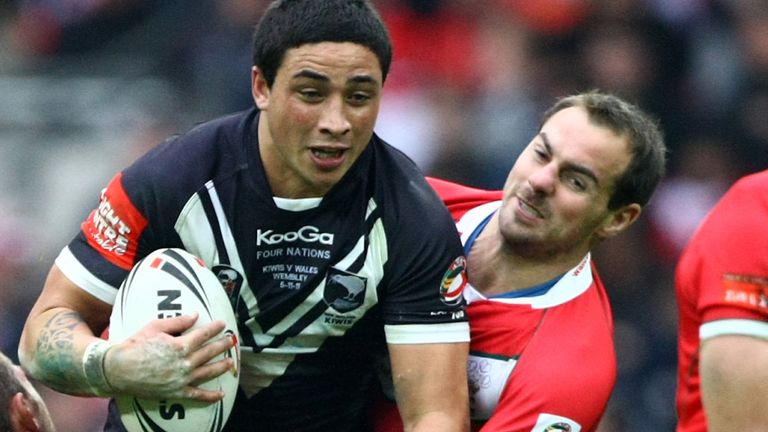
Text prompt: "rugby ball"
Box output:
[[109, 248, 241, 432]]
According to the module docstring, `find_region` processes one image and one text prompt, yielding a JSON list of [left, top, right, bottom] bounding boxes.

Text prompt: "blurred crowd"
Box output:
[[1, 0, 766, 431]]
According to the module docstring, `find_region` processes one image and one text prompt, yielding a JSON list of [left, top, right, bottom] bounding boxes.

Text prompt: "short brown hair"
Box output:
[[542, 91, 667, 209]]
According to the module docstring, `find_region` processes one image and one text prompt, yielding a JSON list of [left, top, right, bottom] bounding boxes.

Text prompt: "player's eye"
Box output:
[[532, 145, 549, 162], [347, 92, 372, 106], [563, 173, 589, 192], [299, 89, 323, 102]]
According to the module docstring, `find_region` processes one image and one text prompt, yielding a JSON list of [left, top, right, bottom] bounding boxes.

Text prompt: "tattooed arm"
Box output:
[[18, 265, 112, 396], [18, 264, 235, 401]]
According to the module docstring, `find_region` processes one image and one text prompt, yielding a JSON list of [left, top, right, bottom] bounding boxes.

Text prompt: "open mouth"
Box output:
[[518, 197, 544, 219], [309, 147, 348, 171], [311, 148, 344, 159]]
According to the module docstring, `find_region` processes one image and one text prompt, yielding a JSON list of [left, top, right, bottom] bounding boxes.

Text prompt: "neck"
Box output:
[[466, 214, 587, 297]]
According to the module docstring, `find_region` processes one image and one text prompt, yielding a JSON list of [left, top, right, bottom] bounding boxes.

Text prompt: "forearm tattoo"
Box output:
[[36, 310, 90, 393]]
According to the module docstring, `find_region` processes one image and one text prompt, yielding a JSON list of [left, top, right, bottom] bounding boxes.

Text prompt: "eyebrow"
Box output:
[[293, 69, 328, 81], [539, 132, 600, 186], [293, 69, 379, 86]]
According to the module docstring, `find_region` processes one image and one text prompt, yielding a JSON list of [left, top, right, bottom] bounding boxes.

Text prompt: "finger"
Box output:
[[188, 357, 234, 387], [181, 385, 225, 403], [188, 334, 235, 367], [178, 320, 226, 349], [149, 312, 199, 335]]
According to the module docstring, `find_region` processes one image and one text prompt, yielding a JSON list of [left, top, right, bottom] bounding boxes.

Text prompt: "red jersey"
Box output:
[[374, 178, 617, 432], [675, 170, 768, 432]]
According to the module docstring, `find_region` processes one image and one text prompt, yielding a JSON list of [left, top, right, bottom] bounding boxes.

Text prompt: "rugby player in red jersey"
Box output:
[[675, 169, 768, 432], [374, 91, 667, 432]]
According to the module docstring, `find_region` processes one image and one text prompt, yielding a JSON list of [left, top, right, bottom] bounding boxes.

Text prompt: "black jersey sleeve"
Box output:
[[373, 142, 468, 327], [64, 110, 252, 292]]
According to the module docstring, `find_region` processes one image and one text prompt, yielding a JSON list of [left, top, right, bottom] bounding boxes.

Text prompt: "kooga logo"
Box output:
[[257, 226, 335, 246]]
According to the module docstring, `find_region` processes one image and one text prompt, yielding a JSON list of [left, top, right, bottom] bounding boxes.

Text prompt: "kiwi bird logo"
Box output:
[[324, 270, 367, 313], [213, 265, 243, 310]]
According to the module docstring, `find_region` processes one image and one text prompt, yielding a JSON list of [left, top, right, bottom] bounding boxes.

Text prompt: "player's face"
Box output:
[[497, 106, 632, 259], [252, 42, 383, 198]]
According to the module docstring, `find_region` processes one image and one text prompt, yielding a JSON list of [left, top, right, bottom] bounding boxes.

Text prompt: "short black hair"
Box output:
[[252, 0, 392, 87]]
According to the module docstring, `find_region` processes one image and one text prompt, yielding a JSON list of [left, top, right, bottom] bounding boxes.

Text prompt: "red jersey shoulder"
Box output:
[[677, 170, 768, 320], [426, 177, 502, 221], [81, 173, 148, 270], [674, 170, 768, 432]]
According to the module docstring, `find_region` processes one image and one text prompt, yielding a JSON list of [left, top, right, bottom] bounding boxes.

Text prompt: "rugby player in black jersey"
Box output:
[[18, 1, 470, 431]]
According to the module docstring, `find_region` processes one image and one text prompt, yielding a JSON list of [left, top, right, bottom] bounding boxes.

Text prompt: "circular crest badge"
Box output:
[[440, 256, 467, 305]]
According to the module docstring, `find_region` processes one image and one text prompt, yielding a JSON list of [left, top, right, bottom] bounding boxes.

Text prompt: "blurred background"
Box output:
[[0, 0, 766, 430]]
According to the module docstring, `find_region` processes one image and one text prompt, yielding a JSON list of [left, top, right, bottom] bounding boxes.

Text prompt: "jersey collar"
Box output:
[[456, 201, 594, 308]]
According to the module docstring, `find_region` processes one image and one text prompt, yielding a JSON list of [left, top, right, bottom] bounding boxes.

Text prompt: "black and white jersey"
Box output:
[[57, 108, 469, 431]]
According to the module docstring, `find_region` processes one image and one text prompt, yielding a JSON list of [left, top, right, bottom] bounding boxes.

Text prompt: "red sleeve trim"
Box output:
[[81, 173, 148, 270]]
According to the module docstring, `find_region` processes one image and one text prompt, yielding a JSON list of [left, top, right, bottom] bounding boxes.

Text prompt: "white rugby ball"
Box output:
[[109, 248, 241, 432]]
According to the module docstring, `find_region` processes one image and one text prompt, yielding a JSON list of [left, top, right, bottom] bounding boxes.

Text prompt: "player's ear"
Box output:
[[596, 203, 641, 240], [9, 393, 42, 432], [251, 66, 270, 110]]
